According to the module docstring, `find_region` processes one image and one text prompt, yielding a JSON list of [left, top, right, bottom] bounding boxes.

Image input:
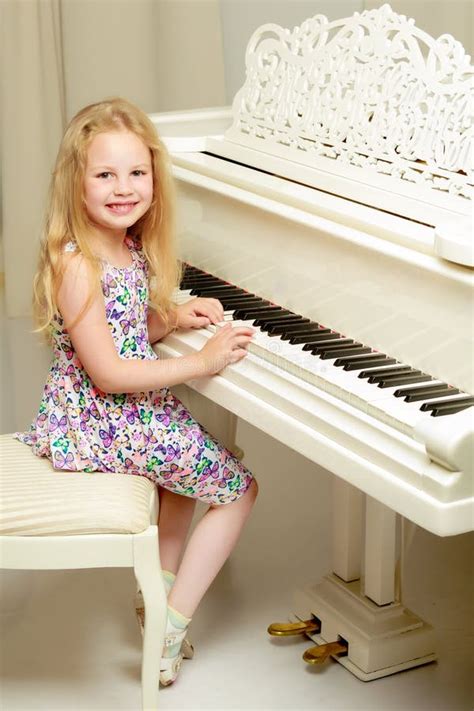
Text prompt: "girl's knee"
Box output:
[[245, 477, 258, 504]]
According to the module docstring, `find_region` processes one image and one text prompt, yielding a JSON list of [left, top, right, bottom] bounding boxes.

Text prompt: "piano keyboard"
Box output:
[[174, 264, 473, 434]]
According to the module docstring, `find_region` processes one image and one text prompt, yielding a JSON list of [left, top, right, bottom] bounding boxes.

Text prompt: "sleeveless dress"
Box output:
[[15, 238, 253, 505]]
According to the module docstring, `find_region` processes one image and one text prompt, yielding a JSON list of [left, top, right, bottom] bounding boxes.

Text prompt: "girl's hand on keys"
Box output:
[[198, 323, 254, 374], [176, 297, 224, 329]]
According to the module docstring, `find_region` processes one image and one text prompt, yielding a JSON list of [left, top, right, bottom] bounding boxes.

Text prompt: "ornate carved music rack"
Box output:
[[226, 4, 473, 224]]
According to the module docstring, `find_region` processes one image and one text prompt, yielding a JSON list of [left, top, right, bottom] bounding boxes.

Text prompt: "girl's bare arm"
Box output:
[[147, 307, 177, 343], [57, 256, 252, 394], [148, 297, 224, 343]]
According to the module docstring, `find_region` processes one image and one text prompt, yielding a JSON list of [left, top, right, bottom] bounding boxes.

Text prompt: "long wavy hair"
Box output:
[[33, 97, 181, 335]]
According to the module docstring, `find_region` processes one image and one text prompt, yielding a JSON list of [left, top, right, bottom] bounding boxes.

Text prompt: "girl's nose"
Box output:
[[114, 177, 133, 195]]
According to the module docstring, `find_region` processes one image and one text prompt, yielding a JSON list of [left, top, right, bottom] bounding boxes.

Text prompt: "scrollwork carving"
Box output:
[[227, 4, 473, 200]]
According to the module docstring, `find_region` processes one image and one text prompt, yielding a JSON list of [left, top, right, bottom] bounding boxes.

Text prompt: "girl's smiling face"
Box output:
[[84, 130, 153, 238]]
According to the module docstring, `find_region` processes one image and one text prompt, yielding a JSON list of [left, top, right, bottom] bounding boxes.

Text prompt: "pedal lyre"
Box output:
[[267, 618, 320, 637]]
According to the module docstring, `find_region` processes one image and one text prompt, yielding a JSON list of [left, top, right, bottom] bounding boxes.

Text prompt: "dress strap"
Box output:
[[125, 236, 147, 267]]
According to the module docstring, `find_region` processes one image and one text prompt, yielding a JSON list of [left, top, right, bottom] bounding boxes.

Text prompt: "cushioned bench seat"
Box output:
[[0, 435, 157, 536]]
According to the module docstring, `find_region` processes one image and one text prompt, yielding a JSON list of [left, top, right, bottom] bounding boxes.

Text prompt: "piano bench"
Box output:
[[0, 434, 167, 710]]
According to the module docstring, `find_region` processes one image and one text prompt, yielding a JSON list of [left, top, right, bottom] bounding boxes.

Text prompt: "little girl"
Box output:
[[16, 97, 258, 686]]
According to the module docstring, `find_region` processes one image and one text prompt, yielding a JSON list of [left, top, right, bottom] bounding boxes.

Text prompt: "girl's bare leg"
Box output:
[[168, 479, 259, 618], [157, 486, 197, 574]]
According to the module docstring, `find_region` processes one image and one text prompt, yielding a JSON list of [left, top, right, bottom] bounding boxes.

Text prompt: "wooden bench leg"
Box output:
[[133, 528, 167, 710]]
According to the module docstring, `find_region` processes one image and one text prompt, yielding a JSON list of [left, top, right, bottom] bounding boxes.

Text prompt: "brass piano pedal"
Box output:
[[268, 617, 320, 637], [303, 639, 348, 665]]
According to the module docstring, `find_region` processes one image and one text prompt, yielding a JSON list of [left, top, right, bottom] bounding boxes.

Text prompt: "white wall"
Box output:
[[61, 0, 226, 120]]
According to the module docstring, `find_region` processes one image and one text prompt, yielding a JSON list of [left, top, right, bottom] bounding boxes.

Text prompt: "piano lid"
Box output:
[[200, 4, 473, 265]]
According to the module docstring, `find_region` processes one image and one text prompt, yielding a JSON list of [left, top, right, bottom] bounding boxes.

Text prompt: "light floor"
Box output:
[[1, 309, 473, 710]]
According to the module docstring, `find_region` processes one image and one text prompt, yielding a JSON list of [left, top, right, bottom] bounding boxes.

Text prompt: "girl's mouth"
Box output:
[[106, 202, 138, 215]]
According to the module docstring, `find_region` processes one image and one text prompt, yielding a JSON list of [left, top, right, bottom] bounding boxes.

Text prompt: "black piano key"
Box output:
[[262, 314, 307, 325], [274, 318, 322, 342], [181, 270, 219, 278], [420, 396, 474, 412], [393, 384, 456, 400], [265, 323, 312, 337], [182, 265, 202, 275], [310, 339, 355, 355], [276, 324, 322, 338], [191, 286, 246, 297], [222, 294, 261, 305], [335, 352, 385, 364], [405, 387, 460, 403], [233, 306, 289, 320], [320, 346, 372, 360], [280, 323, 325, 339], [182, 282, 225, 291], [302, 333, 342, 349], [224, 299, 269, 311], [182, 282, 228, 292], [261, 318, 310, 332], [253, 312, 301, 327], [341, 357, 397, 371], [368, 368, 420, 384], [289, 329, 331, 345], [431, 404, 473, 417], [183, 270, 206, 280], [189, 283, 243, 293], [404, 388, 461, 402], [188, 281, 236, 291], [359, 365, 411, 380], [225, 301, 268, 313], [377, 374, 432, 388], [181, 276, 226, 287], [222, 292, 258, 303], [334, 353, 387, 367]]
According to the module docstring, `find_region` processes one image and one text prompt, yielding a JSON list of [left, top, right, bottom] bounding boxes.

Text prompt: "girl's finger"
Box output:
[[232, 338, 253, 349], [230, 348, 248, 362], [207, 310, 223, 324], [230, 327, 255, 336]]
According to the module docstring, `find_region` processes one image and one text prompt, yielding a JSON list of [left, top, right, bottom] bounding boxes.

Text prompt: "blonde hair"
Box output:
[[33, 97, 181, 334]]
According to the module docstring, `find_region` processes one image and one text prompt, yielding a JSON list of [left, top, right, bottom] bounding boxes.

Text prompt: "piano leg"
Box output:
[[364, 496, 396, 605], [332, 479, 363, 584], [293, 481, 437, 680]]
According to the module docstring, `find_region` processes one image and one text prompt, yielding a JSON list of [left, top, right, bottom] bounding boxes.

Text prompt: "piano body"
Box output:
[[150, 4, 473, 681]]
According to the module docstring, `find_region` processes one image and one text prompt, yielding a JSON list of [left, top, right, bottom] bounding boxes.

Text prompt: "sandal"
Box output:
[[159, 618, 190, 686], [134, 589, 194, 660]]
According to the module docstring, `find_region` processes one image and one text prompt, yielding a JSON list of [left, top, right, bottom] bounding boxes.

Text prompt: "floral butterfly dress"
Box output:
[[16, 238, 253, 505]]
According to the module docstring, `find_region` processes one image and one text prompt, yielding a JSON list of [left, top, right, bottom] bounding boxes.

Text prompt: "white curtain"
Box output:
[[1, 0, 66, 319]]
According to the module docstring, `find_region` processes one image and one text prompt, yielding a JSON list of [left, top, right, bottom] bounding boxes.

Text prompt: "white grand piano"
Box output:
[[150, 4, 473, 681]]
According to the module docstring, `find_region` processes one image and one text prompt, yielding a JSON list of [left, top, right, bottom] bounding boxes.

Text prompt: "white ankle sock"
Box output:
[[162, 569, 176, 595], [162, 605, 192, 658]]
